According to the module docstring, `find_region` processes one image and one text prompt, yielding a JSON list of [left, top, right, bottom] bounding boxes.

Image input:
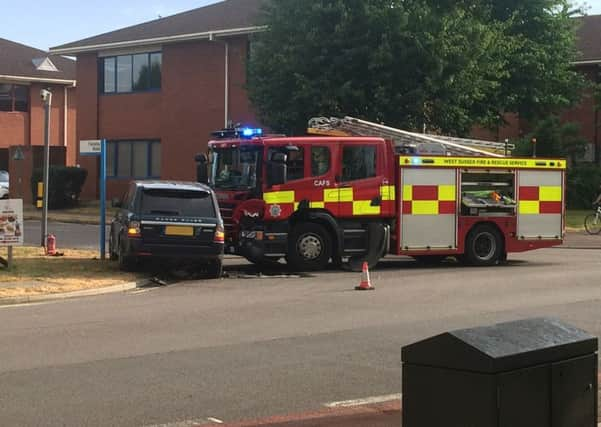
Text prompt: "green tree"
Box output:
[[247, 0, 585, 136], [512, 115, 587, 162]]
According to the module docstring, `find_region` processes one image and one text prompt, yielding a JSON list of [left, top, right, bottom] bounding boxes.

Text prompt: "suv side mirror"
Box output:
[[112, 197, 122, 208], [195, 153, 208, 184], [267, 152, 287, 187]]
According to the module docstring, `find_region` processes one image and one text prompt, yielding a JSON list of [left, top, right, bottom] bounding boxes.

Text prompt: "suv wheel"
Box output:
[[287, 223, 332, 271], [108, 233, 118, 261], [118, 239, 136, 272], [206, 259, 223, 279]]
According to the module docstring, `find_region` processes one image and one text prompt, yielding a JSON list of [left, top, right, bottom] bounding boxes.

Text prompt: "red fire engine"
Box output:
[[199, 118, 565, 271]]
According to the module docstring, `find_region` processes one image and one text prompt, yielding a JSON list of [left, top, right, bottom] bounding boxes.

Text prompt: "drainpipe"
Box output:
[[209, 32, 229, 127], [63, 86, 68, 147]]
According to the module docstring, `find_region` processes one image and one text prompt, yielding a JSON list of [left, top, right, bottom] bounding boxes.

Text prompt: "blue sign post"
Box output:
[[80, 138, 106, 259]]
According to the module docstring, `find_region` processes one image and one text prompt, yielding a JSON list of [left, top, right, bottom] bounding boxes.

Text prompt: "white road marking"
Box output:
[[323, 393, 401, 408], [206, 418, 223, 424]]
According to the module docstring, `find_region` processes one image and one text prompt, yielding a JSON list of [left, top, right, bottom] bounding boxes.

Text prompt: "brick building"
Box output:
[[0, 38, 76, 201], [50, 0, 262, 199], [50, 1, 601, 199]]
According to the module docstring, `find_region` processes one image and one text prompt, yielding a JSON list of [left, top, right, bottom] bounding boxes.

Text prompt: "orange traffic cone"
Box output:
[[355, 262, 375, 291]]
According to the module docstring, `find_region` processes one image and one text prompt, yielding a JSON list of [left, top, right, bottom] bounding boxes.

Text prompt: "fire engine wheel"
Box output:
[[288, 223, 332, 271], [465, 225, 503, 266]]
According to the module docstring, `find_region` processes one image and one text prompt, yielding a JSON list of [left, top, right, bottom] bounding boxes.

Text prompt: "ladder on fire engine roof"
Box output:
[[307, 116, 515, 158]]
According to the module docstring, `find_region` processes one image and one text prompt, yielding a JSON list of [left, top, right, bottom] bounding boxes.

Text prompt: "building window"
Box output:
[[0, 84, 29, 112], [106, 140, 161, 178], [100, 52, 161, 94]]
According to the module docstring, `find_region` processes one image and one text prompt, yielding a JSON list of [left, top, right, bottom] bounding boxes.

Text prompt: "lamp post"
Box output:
[[40, 89, 52, 247]]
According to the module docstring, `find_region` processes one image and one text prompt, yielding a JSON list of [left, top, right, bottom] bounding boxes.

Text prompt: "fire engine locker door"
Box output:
[[517, 170, 563, 240], [400, 168, 457, 251]]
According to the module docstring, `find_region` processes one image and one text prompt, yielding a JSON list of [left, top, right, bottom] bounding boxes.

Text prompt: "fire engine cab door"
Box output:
[[517, 170, 563, 239], [334, 142, 387, 219], [400, 168, 457, 251]]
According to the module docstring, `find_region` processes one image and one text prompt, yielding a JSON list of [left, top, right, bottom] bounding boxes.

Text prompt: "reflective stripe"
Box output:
[[539, 186, 562, 202], [294, 202, 299, 211], [353, 200, 381, 215], [400, 156, 566, 170], [438, 185, 456, 201], [339, 187, 353, 202], [403, 185, 413, 201], [380, 185, 396, 201], [264, 191, 295, 204], [310, 201, 325, 208], [324, 188, 339, 202], [519, 201, 540, 215], [411, 201, 438, 215]]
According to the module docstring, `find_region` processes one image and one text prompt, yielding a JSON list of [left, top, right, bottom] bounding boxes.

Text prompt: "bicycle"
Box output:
[[584, 204, 601, 235]]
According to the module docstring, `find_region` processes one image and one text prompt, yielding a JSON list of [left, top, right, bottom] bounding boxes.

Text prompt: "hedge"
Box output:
[[566, 165, 601, 209], [31, 166, 88, 209]]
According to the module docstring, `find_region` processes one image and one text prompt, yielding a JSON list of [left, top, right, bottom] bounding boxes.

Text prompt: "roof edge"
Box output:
[[49, 25, 266, 55], [0, 74, 76, 86]]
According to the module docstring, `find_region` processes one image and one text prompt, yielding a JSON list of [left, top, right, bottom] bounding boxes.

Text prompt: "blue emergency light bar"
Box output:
[[241, 128, 263, 138], [211, 127, 263, 139]]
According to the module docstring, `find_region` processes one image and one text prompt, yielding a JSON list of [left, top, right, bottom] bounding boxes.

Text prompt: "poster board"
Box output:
[[0, 199, 23, 246]]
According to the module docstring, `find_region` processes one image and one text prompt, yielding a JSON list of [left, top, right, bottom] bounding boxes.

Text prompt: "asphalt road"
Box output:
[[0, 247, 600, 426], [24, 220, 106, 249]]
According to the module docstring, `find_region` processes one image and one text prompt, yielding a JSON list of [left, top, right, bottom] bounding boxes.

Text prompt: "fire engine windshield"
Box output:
[[209, 146, 260, 190]]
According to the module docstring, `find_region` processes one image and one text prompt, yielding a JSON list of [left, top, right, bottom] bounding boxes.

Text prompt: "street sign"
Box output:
[[80, 139, 102, 156], [0, 199, 23, 246]]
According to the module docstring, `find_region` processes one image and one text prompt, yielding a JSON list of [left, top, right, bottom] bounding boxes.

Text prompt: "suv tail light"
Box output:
[[214, 224, 225, 243], [128, 221, 142, 238]]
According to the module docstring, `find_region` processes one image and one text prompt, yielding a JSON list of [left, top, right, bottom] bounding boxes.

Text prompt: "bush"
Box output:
[[31, 166, 88, 209], [566, 165, 601, 209]]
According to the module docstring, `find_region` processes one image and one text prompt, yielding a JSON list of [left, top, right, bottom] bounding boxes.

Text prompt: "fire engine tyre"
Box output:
[[464, 224, 504, 266], [288, 223, 332, 271]]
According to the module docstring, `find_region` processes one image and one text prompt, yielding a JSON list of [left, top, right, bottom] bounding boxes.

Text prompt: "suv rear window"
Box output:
[[140, 189, 215, 217]]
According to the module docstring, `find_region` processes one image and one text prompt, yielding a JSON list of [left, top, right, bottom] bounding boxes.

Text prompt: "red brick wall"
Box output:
[[0, 112, 29, 146], [0, 82, 75, 151], [76, 36, 259, 200], [76, 53, 100, 199]]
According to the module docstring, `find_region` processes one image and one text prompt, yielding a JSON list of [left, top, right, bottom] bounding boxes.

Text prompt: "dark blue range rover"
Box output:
[[109, 181, 224, 277]]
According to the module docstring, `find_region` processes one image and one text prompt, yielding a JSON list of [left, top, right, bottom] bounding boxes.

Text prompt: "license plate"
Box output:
[[164, 226, 194, 237]]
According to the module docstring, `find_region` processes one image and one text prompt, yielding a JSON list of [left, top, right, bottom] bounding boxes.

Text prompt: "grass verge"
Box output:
[[0, 246, 138, 299], [566, 210, 588, 231]]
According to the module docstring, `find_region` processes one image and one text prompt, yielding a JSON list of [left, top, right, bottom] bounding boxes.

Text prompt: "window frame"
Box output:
[[106, 140, 161, 179], [100, 52, 162, 95]]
